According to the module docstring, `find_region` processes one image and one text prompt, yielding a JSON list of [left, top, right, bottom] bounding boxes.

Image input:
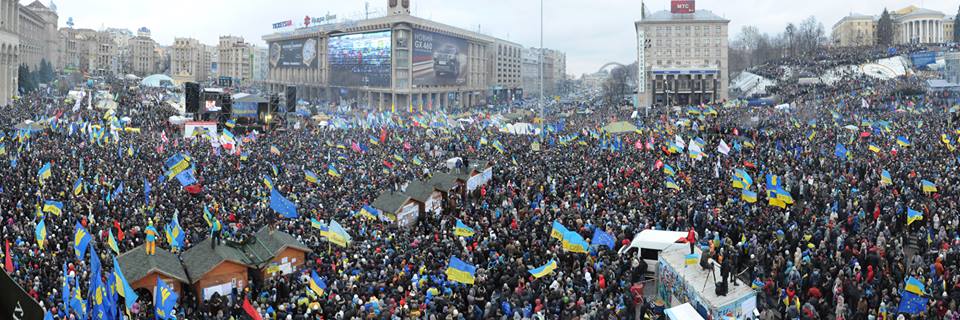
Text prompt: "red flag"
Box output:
[[383, 160, 394, 169], [654, 159, 663, 170], [351, 142, 362, 153], [114, 221, 124, 241], [743, 160, 756, 169], [4, 240, 13, 273], [379, 128, 387, 143], [242, 297, 263, 320], [184, 184, 203, 194]]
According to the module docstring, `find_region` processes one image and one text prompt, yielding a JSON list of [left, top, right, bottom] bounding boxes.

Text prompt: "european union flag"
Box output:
[[898, 290, 927, 314], [834, 143, 849, 160], [154, 275, 178, 319], [591, 228, 615, 250], [270, 188, 298, 218]]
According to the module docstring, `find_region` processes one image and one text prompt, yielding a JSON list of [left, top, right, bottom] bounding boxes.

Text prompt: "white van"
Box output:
[[619, 229, 688, 274]]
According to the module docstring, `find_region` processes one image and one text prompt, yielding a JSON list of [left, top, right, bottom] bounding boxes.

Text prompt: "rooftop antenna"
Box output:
[[365, 1, 369, 19]]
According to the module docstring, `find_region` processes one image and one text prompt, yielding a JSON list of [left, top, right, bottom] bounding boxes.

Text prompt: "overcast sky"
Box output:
[[39, 0, 960, 76]]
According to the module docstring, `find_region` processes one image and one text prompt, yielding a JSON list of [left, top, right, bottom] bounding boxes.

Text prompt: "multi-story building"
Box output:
[[492, 40, 522, 103], [635, 1, 729, 107], [206, 44, 218, 80], [832, 6, 956, 47], [127, 27, 158, 76], [252, 45, 268, 83], [19, 0, 59, 71], [218, 36, 253, 86], [262, 0, 555, 109], [104, 28, 132, 74], [170, 37, 209, 84], [0, 0, 20, 105], [520, 47, 567, 99], [59, 27, 119, 76], [832, 14, 877, 47]]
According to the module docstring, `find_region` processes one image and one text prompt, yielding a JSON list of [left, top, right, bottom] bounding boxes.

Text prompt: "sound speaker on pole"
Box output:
[[185, 82, 200, 113], [285, 86, 297, 112]]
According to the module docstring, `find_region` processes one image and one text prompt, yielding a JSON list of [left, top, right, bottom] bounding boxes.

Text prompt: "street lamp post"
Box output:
[[538, 0, 544, 143]]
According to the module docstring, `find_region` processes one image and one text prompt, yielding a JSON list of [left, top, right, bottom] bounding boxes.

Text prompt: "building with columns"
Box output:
[[19, 0, 58, 71], [893, 6, 953, 44], [0, 0, 19, 105], [832, 6, 955, 47], [261, 0, 554, 109]]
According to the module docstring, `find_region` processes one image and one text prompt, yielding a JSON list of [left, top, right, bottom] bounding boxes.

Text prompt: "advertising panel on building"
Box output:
[[670, 0, 695, 13], [412, 29, 469, 86], [328, 31, 393, 88], [268, 38, 319, 69]]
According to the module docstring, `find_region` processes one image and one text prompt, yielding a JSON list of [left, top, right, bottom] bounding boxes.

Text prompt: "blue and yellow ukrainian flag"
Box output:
[[907, 208, 923, 225], [921, 180, 937, 193], [528, 260, 557, 278], [35, 218, 46, 250], [561, 230, 589, 254], [270, 145, 280, 155], [308, 269, 327, 296], [741, 189, 758, 203], [868, 144, 881, 153], [665, 177, 680, 190], [492, 140, 506, 154], [263, 175, 273, 190], [304, 169, 319, 183], [225, 119, 236, 128], [359, 205, 379, 220], [806, 130, 816, 141], [685, 253, 699, 266], [905, 277, 926, 295], [393, 154, 404, 162], [43, 200, 63, 216], [310, 218, 324, 229], [327, 163, 341, 178], [73, 178, 84, 195], [412, 156, 423, 166], [550, 220, 568, 240], [37, 162, 51, 183], [897, 136, 911, 147], [454, 219, 476, 237], [663, 164, 676, 176], [112, 257, 138, 313], [107, 229, 120, 254], [880, 170, 892, 185], [445, 256, 476, 284]]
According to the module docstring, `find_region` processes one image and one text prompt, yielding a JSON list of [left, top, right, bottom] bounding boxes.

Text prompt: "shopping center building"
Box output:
[[262, 0, 528, 110]]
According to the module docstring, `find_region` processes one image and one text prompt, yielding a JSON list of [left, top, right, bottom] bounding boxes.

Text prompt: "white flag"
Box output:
[[674, 135, 686, 150], [718, 139, 731, 156]]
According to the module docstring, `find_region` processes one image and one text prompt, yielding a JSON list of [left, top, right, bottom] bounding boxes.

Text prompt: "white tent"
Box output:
[[500, 122, 539, 135], [665, 303, 704, 320]]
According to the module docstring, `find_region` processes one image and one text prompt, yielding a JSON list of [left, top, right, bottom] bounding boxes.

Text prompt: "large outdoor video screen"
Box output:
[[328, 31, 392, 88], [412, 29, 468, 86], [268, 38, 319, 69]]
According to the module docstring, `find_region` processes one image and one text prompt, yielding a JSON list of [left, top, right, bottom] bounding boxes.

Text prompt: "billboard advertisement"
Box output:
[[268, 38, 319, 69], [671, 0, 695, 13], [412, 29, 468, 86], [328, 31, 392, 87]]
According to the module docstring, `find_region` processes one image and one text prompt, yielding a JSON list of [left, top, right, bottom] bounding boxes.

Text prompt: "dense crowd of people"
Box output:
[[2, 51, 960, 320]]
